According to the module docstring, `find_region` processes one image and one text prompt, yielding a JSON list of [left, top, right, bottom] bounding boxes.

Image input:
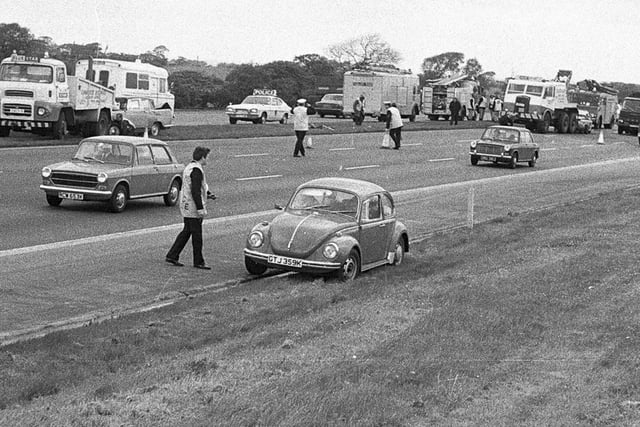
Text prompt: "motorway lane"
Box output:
[[1, 127, 637, 251], [3, 156, 640, 338]]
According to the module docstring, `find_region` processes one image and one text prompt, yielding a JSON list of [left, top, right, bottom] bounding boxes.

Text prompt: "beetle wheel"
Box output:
[[245, 256, 267, 275], [338, 250, 360, 281], [392, 238, 405, 265]]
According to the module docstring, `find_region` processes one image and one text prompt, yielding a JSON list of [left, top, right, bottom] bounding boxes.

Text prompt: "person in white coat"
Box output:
[[292, 98, 309, 157], [385, 101, 403, 149]]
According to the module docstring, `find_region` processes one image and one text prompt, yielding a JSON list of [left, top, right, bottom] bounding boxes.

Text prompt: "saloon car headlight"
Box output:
[[470, 141, 477, 148], [41, 167, 52, 178], [249, 108, 258, 114], [248, 231, 264, 248], [503, 145, 511, 152], [97, 172, 108, 183], [322, 243, 339, 259], [226, 107, 234, 113]]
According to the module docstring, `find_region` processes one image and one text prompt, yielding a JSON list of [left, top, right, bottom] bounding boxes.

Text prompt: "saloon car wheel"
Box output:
[[470, 155, 479, 166], [528, 153, 537, 167], [279, 114, 288, 124], [392, 238, 405, 265], [245, 256, 267, 275], [150, 123, 161, 136], [163, 179, 181, 206], [229, 118, 237, 124], [509, 153, 518, 169], [109, 184, 128, 213], [338, 250, 360, 281], [46, 194, 62, 207]]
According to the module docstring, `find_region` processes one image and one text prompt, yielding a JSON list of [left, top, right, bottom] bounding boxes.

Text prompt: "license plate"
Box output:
[[9, 108, 25, 114], [59, 191, 83, 200], [268, 255, 303, 268]]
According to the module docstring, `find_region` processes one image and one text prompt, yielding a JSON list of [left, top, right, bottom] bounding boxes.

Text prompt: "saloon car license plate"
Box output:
[[268, 255, 303, 268], [59, 191, 83, 200]]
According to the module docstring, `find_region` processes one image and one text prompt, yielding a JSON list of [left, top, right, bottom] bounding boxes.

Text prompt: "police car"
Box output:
[[225, 89, 291, 124]]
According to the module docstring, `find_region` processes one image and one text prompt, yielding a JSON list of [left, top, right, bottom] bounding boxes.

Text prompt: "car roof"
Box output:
[[80, 136, 167, 146], [299, 177, 387, 196], [486, 125, 528, 133]]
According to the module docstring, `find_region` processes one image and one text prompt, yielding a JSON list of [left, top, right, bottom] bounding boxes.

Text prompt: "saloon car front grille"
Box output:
[[5, 90, 34, 97], [475, 144, 504, 155], [50, 172, 98, 188], [2, 103, 32, 117]]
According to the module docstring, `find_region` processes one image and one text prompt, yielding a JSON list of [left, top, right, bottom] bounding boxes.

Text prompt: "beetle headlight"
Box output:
[[470, 141, 477, 148], [97, 172, 108, 183], [323, 243, 339, 259], [248, 231, 264, 248], [41, 167, 52, 178]]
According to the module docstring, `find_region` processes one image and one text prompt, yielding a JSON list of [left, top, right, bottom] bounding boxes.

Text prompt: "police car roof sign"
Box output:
[[253, 89, 277, 96]]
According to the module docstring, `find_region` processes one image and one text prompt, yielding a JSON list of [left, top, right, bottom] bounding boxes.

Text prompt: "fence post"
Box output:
[[467, 186, 474, 229]]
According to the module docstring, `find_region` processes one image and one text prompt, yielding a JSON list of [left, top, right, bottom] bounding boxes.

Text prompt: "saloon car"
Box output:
[[108, 97, 174, 137], [314, 93, 344, 118], [576, 109, 593, 134], [243, 177, 409, 281], [225, 94, 291, 124], [40, 136, 184, 213], [469, 125, 539, 168]]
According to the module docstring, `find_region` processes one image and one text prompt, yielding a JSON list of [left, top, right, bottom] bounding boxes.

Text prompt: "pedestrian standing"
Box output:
[[488, 95, 496, 121], [492, 96, 503, 121], [166, 146, 214, 270], [385, 101, 403, 149], [352, 94, 365, 125], [477, 92, 487, 121], [449, 97, 461, 125], [292, 98, 309, 157], [469, 97, 476, 121]]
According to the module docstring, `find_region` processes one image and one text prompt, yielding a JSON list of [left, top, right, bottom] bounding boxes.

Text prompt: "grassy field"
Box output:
[[2, 186, 640, 425]]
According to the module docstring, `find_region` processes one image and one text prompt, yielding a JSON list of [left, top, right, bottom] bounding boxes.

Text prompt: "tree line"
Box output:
[[1, 23, 638, 109]]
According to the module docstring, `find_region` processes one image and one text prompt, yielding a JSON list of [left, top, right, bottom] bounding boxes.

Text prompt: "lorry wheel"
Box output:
[[52, 115, 67, 140], [150, 122, 161, 136], [556, 112, 569, 133], [96, 111, 110, 135], [568, 112, 578, 134], [605, 116, 615, 129], [0, 126, 9, 137], [597, 117, 603, 129]]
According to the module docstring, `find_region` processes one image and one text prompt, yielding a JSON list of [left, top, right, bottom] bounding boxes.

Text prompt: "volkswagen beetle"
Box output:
[[243, 177, 409, 281]]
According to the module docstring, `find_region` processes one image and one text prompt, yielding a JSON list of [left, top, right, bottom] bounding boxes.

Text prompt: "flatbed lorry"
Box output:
[[0, 52, 116, 139]]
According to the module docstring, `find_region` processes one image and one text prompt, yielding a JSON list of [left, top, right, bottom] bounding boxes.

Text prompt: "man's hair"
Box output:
[[193, 146, 210, 161]]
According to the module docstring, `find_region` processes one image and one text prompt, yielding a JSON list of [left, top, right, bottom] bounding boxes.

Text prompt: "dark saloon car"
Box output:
[[40, 136, 184, 212], [469, 125, 539, 168], [243, 177, 409, 281], [314, 93, 344, 118]]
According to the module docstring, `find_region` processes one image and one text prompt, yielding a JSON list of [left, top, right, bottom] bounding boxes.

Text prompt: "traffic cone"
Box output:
[[143, 127, 149, 138], [597, 130, 604, 144]]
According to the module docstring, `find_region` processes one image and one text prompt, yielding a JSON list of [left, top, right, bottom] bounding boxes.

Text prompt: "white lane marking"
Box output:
[[0, 145, 71, 151], [330, 147, 355, 151], [541, 148, 557, 151], [581, 144, 595, 148], [236, 174, 282, 181], [457, 139, 475, 143], [403, 143, 423, 146], [344, 165, 380, 170], [428, 157, 455, 162], [233, 153, 269, 158], [0, 210, 277, 258]]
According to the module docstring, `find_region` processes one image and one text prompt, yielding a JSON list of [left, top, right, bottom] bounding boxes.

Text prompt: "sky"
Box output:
[[3, 0, 639, 84]]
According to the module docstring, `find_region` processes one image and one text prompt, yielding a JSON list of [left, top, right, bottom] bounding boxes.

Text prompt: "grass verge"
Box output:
[[2, 188, 640, 425]]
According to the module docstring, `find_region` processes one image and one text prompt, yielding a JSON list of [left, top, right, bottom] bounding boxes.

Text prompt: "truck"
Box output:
[[499, 70, 580, 134], [617, 95, 640, 135], [421, 74, 478, 121], [0, 52, 117, 139], [342, 65, 421, 122], [568, 79, 618, 129], [75, 58, 175, 111]]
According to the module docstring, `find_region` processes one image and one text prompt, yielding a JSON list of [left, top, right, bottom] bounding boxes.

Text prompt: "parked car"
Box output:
[[314, 93, 344, 118], [576, 109, 593, 133], [225, 93, 291, 124], [617, 96, 640, 135], [243, 177, 409, 281], [469, 125, 539, 168], [40, 136, 184, 213], [108, 97, 174, 137]]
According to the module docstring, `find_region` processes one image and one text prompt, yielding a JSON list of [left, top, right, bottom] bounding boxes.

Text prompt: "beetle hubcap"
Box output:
[[343, 257, 356, 279], [394, 244, 404, 264]]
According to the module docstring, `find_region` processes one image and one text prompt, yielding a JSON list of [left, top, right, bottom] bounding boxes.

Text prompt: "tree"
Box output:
[[462, 58, 483, 78], [0, 23, 34, 59], [326, 33, 401, 67], [420, 52, 465, 81]]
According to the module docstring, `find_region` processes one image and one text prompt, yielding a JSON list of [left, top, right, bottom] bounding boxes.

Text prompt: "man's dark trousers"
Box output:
[[166, 217, 204, 266]]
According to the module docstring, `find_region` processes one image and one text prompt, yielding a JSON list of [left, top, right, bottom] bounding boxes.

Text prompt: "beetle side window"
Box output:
[[136, 145, 153, 166], [381, 194, 395, 218], [150, 145, 172, 165], [362, 196, 381, 221]]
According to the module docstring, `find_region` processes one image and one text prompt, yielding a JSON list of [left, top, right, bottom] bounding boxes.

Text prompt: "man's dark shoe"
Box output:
[[194, 264, 212, 270], [166, 258, 184, 267]]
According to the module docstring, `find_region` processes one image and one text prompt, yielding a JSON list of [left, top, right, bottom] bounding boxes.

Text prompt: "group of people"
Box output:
[[449, 93, 503, 125]]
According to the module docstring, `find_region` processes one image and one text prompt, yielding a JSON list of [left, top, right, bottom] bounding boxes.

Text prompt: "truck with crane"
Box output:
[[568, 79, 618, 129], [0, 51, 117, 139]]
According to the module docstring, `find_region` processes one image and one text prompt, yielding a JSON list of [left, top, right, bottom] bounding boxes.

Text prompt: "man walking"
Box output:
[[166, 146, 214, 270], [385, 101, 403, 149], [352, 94, 365, 125], [292, 98, 309, 157]]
